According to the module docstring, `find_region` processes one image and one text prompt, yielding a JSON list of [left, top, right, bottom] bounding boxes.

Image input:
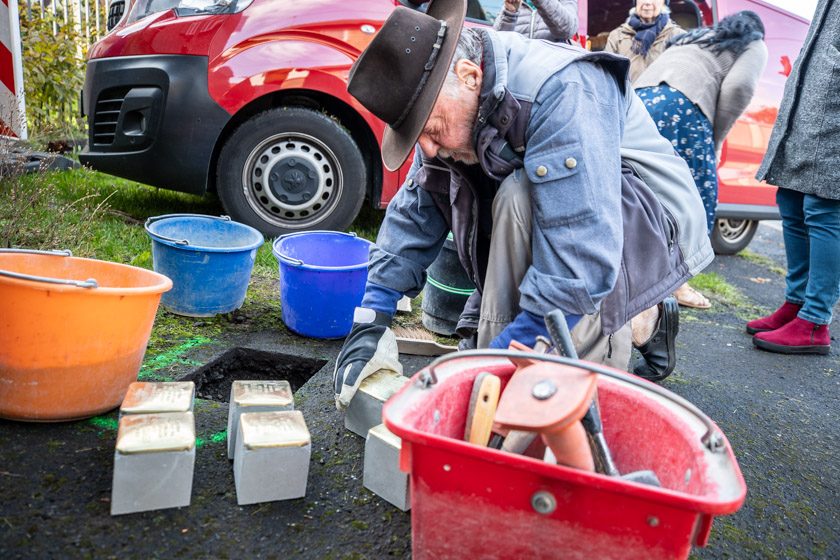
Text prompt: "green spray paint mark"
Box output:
[[88, 416, 119, 431], [139, 336, 211, 381], [195, 430, 227, 448]]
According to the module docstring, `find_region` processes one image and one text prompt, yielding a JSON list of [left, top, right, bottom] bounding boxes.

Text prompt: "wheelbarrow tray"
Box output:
[[383, 354, 746, 560]]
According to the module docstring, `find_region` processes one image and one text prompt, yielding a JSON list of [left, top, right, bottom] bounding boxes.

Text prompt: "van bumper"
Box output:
[[715, 203, 780, 221], [80, 55, 230, 195]]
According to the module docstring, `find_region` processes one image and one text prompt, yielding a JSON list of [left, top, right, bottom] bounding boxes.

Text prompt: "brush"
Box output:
[[391, 326, 458, 356]]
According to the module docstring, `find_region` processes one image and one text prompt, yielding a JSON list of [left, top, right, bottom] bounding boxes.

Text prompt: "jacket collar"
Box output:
[[471, 30, 525, 179]]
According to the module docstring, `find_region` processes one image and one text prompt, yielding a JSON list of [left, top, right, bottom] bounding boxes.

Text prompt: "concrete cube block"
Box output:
[[396, 295, 412, 313], [363, 423, 410, 511], [119, 382, 195, 418], [344, 370, 408, 438], [111, 412, 196, 516], [227, 380, 294, 459], [233, 410, 311, 505]]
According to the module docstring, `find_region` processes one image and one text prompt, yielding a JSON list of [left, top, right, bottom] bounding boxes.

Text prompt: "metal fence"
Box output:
[[21, 0, 110, 43]]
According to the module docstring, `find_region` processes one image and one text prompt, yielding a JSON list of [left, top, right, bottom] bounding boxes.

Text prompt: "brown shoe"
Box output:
[[674, 283, 711, 309]]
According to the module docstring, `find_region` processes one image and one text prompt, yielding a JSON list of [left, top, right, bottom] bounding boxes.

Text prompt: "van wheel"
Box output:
[[711, 218, 758, 255], [216, 107, 366, 236]]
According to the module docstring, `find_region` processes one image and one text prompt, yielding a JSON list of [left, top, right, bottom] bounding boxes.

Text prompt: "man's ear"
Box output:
[[454, 59, 482, 90]]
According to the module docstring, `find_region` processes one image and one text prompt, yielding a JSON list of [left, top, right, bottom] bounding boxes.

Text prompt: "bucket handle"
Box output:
[[144, 214, 231, 246], [274, 230, 359, 267], [0, 248, 98, 288], [418, 349, 727, 454], [0, 248, 73, 256]]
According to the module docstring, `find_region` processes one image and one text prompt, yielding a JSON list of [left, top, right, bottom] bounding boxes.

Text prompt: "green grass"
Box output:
[[1, 167, 221, 260], [0, 165, 389, 376], [738, 248, 786, 276], [688, 272, 744, 306]]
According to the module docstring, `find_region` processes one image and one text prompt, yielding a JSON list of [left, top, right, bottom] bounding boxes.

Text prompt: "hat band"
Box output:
[[392, 20, 449, 130]]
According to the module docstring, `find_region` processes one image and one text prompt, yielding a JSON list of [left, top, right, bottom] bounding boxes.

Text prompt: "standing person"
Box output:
[[747, 0, 839, 355], [494, 0, 578, 43], [634, 11, 767, 309], [604, 0, 683, 83], [331, 0, 713, 408]]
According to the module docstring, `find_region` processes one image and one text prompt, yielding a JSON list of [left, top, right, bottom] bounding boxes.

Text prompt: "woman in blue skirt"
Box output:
[[635, 11, 767, 309]]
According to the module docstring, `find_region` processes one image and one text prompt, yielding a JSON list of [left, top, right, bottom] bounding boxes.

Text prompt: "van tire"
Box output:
[[216, 107, 366, 237], [711, 218, 758, 255]]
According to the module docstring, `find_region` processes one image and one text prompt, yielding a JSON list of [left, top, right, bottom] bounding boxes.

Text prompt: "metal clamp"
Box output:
[[144, 214, 231, 246], [0, 248, 97, 288], [421, 350, 727, 454]]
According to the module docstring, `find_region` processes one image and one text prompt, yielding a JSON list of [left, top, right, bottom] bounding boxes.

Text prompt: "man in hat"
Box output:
[[332, 0, 712, 409]]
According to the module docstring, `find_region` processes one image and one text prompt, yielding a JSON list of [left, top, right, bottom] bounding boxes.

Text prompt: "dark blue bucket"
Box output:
[[145, 214, 264, 317], [272, 231, 372, 339]]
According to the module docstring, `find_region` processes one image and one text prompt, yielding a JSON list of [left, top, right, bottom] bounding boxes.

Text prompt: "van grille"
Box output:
[[107, 0, 125, 31], [92, 87, 129, 146]]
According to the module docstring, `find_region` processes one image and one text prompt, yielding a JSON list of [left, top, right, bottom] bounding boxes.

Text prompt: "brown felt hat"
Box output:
[[347, 0, 467, 171]]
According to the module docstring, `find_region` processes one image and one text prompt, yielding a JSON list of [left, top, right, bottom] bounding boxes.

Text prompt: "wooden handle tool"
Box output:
[[464, 372, 501, 446]]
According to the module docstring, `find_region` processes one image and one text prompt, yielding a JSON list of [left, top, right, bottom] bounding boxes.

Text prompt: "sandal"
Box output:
[[674, 283, 711, 309]]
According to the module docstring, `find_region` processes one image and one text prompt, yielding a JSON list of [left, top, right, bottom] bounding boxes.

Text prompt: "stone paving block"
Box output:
[[363, 423, 410, 511], [119, 382, 195, 418], [227, 380, 294, 459], [111, 412, 196, 516], [233, 410, 311, 505], [344, 370, 408, 438]]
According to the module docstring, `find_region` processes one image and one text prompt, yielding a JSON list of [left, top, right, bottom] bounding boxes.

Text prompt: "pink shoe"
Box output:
[[753, 317, 830, 355], [746, 302, 801, 335]]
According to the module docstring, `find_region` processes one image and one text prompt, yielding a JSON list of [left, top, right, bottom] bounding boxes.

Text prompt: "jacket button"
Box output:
[[565, 157, 577, 169], [536, 165, 548, 177]]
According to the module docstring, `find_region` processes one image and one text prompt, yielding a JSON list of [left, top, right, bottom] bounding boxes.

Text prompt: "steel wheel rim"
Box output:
[[716, 218, 752, 244], [241, 132, 343, 230]]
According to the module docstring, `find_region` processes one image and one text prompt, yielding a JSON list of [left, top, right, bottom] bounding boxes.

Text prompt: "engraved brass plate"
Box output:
[[359, 369, 408, 403], [116, 412, 195, 454], [120, 382, 195, 414], [369, 423, 401, 449], [232, 380, 293, 407], [241, 411, 310, 449]]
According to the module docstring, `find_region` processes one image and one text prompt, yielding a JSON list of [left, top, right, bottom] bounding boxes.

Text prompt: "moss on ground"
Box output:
[[738, 249, 787, 276]]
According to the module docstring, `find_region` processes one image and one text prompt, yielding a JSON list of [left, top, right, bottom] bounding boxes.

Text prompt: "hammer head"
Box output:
[[494, 362, 596, 433]]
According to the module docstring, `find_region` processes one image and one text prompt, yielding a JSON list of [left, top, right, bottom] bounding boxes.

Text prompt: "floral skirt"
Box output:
[[636, 85, 718, 233]]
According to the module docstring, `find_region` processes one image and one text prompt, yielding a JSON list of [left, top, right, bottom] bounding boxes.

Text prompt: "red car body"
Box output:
[[82, 0, 809, 251]]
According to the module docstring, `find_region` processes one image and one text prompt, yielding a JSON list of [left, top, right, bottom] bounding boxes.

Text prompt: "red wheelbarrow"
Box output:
[[383, 349, 747, 560]]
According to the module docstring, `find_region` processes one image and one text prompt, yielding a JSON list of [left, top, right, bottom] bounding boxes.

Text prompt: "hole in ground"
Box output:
[[179, 347, 327, 402]]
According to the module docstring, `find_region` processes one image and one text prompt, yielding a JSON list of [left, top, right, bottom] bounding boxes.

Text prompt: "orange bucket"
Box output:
[[0, 249, 172, 422]]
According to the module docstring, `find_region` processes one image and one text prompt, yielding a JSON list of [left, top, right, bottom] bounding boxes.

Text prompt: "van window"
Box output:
[[471, 0, 504, 24], [588, 0, 704, 51]]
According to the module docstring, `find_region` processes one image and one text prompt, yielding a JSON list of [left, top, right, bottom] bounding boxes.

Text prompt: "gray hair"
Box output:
[[442, 28, 483, 95]]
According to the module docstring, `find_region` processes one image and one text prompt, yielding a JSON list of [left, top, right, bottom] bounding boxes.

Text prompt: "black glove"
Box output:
[[333, 308, 402, 410]]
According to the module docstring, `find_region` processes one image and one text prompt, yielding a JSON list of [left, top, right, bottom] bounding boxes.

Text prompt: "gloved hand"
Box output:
[[489, 309, 581, 350], [333, 307, 403, 411]]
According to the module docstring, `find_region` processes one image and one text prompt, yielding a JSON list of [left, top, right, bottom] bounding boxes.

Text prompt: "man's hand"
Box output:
[[504, 0, 522, 13], [333, 308, 402, 411]]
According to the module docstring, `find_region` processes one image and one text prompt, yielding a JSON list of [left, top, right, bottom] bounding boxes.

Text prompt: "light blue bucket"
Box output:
[[145, 214, 264, 317]]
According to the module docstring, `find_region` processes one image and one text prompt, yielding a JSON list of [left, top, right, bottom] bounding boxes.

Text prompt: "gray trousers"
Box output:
[[475, 170, 632, 370]]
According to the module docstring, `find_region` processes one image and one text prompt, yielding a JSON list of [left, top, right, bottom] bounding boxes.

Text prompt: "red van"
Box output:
[[81, 0, 810, 253]]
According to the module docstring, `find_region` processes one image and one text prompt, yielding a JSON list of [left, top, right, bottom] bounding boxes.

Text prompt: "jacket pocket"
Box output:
[[526, 142, 595, 228]]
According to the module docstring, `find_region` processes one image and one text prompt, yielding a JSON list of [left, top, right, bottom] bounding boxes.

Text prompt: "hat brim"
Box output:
[[380, 0, 468, 171]]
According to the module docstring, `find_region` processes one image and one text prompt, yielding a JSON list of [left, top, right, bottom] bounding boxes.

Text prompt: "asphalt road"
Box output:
[[0, 222, 837, 559]]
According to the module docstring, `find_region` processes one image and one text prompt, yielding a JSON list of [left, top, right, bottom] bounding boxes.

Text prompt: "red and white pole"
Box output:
[[1, 0, 27, 139]]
